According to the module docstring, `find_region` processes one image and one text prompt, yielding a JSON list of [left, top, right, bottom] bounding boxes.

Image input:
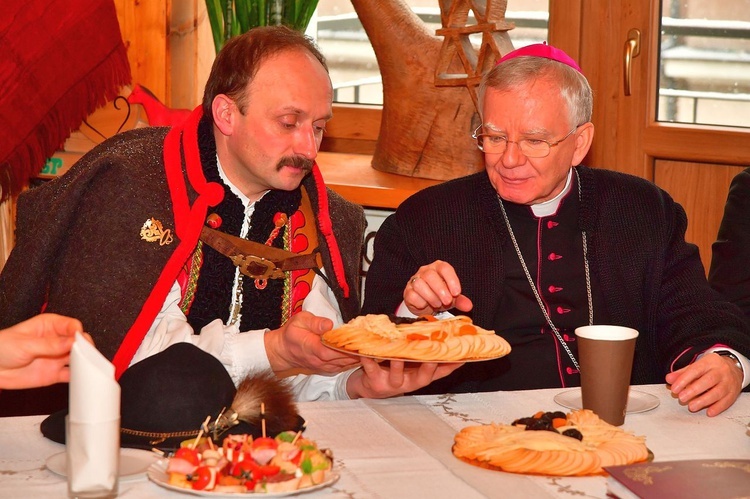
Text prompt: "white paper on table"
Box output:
[[67, 332, 121, 493]]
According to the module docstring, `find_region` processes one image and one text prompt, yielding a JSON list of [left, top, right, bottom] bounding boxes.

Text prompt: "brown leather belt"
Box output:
[[199, 226, 322, 280]]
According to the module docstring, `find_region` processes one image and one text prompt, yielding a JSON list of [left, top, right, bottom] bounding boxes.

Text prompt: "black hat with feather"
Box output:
[[41, 342, 303, 450]]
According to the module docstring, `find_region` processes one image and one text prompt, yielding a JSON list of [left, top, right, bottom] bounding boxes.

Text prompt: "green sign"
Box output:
[[41, 157, 64, 176]]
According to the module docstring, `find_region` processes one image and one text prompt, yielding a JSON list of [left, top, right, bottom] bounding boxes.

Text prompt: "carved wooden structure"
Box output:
[[350, 0, 514, 180]]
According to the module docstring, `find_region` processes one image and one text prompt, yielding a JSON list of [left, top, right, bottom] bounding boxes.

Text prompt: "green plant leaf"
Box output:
[[235, 0, 251, 33], [204, 0, 225, 53], [255, 0, 268, 27], [296, 0, 319, 31], [221, 0, 234, 47], [205, 0, 317, 51]]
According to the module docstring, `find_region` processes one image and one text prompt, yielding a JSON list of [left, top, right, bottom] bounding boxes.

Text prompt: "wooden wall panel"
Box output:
[[654, 161, 745, 274], [169, 0, 214, 109], [548, 0, 582, 62], [0, 197, 16, 270], [320, 104, 381, 154], [114, 0, 169, 103]]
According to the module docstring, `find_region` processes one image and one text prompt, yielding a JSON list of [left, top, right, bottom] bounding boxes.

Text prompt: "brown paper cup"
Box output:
[[575, 325, 638, 426]]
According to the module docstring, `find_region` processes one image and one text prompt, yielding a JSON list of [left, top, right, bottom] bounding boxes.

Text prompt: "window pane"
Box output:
[[313, 1, 549, 105], [658, 1, 750, 128]]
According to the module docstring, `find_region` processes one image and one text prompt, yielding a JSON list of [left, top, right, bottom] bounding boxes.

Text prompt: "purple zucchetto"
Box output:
[[496, 42, 582, 74]]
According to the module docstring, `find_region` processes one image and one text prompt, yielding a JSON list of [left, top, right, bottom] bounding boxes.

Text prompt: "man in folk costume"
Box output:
[[363, 44, 750, 416], [0, 26, 460, 415]]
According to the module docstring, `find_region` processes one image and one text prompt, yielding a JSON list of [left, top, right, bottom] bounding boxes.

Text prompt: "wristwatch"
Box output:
[[715, 350, 743, 372]]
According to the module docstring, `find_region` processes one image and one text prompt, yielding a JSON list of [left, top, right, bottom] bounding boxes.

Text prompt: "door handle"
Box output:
[[624, 29, 641, 96]]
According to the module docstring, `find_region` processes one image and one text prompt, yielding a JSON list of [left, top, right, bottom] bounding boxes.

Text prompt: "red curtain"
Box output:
[[0, 0, 131, 200]]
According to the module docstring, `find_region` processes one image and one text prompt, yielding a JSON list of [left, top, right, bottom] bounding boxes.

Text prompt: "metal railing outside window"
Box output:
[[659, 14, 750, 128]]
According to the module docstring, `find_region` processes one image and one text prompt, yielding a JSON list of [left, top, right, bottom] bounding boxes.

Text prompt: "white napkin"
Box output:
[[69, 332, 120, 421], [66, 332, 121, 493]]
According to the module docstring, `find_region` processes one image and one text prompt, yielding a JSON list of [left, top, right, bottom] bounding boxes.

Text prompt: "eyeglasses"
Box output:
[[471, 125, 580, 158]]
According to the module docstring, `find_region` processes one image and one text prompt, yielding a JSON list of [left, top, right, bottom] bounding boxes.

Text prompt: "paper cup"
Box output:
[[575, 325, 638, 426]]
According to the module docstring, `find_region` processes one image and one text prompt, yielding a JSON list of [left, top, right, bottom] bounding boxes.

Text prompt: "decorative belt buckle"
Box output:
[[231, 254, 284, 279]]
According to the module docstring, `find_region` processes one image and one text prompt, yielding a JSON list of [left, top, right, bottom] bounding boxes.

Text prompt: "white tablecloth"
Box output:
[[0, 384, 748, 498]]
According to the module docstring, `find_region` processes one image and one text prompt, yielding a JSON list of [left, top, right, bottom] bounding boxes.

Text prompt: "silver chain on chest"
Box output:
[[497, 171, 592, 371]]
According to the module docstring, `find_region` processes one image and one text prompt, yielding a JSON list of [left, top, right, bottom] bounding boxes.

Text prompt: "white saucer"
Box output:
[[553, 388, 660, 414], [46, 448, 158, 482]]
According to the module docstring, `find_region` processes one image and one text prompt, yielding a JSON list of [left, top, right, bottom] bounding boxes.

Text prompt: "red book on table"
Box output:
[[604, 459, 750, 499]]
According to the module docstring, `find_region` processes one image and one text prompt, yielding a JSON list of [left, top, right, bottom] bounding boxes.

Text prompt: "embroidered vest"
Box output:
[[177, 117, 319, 331]]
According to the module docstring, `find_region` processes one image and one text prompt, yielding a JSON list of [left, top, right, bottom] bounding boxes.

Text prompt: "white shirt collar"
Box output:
[[216, 155, 267, 209], [529, 169, 574, 218]]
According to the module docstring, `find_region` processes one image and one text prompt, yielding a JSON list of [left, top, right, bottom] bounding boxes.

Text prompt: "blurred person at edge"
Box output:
[[0, 314, 92, 390], [709, 167, 750, 322]]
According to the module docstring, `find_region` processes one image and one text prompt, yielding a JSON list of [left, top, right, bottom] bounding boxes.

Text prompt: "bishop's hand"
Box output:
[[403, 260, 473, 316]]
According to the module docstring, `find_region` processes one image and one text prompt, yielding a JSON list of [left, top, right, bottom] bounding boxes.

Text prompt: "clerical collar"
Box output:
[[530, 169, 574, 218], [216, 155, 268, 208]]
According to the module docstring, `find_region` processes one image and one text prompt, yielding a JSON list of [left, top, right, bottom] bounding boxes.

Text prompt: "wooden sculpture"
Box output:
[[350, 0, 514, 180]]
